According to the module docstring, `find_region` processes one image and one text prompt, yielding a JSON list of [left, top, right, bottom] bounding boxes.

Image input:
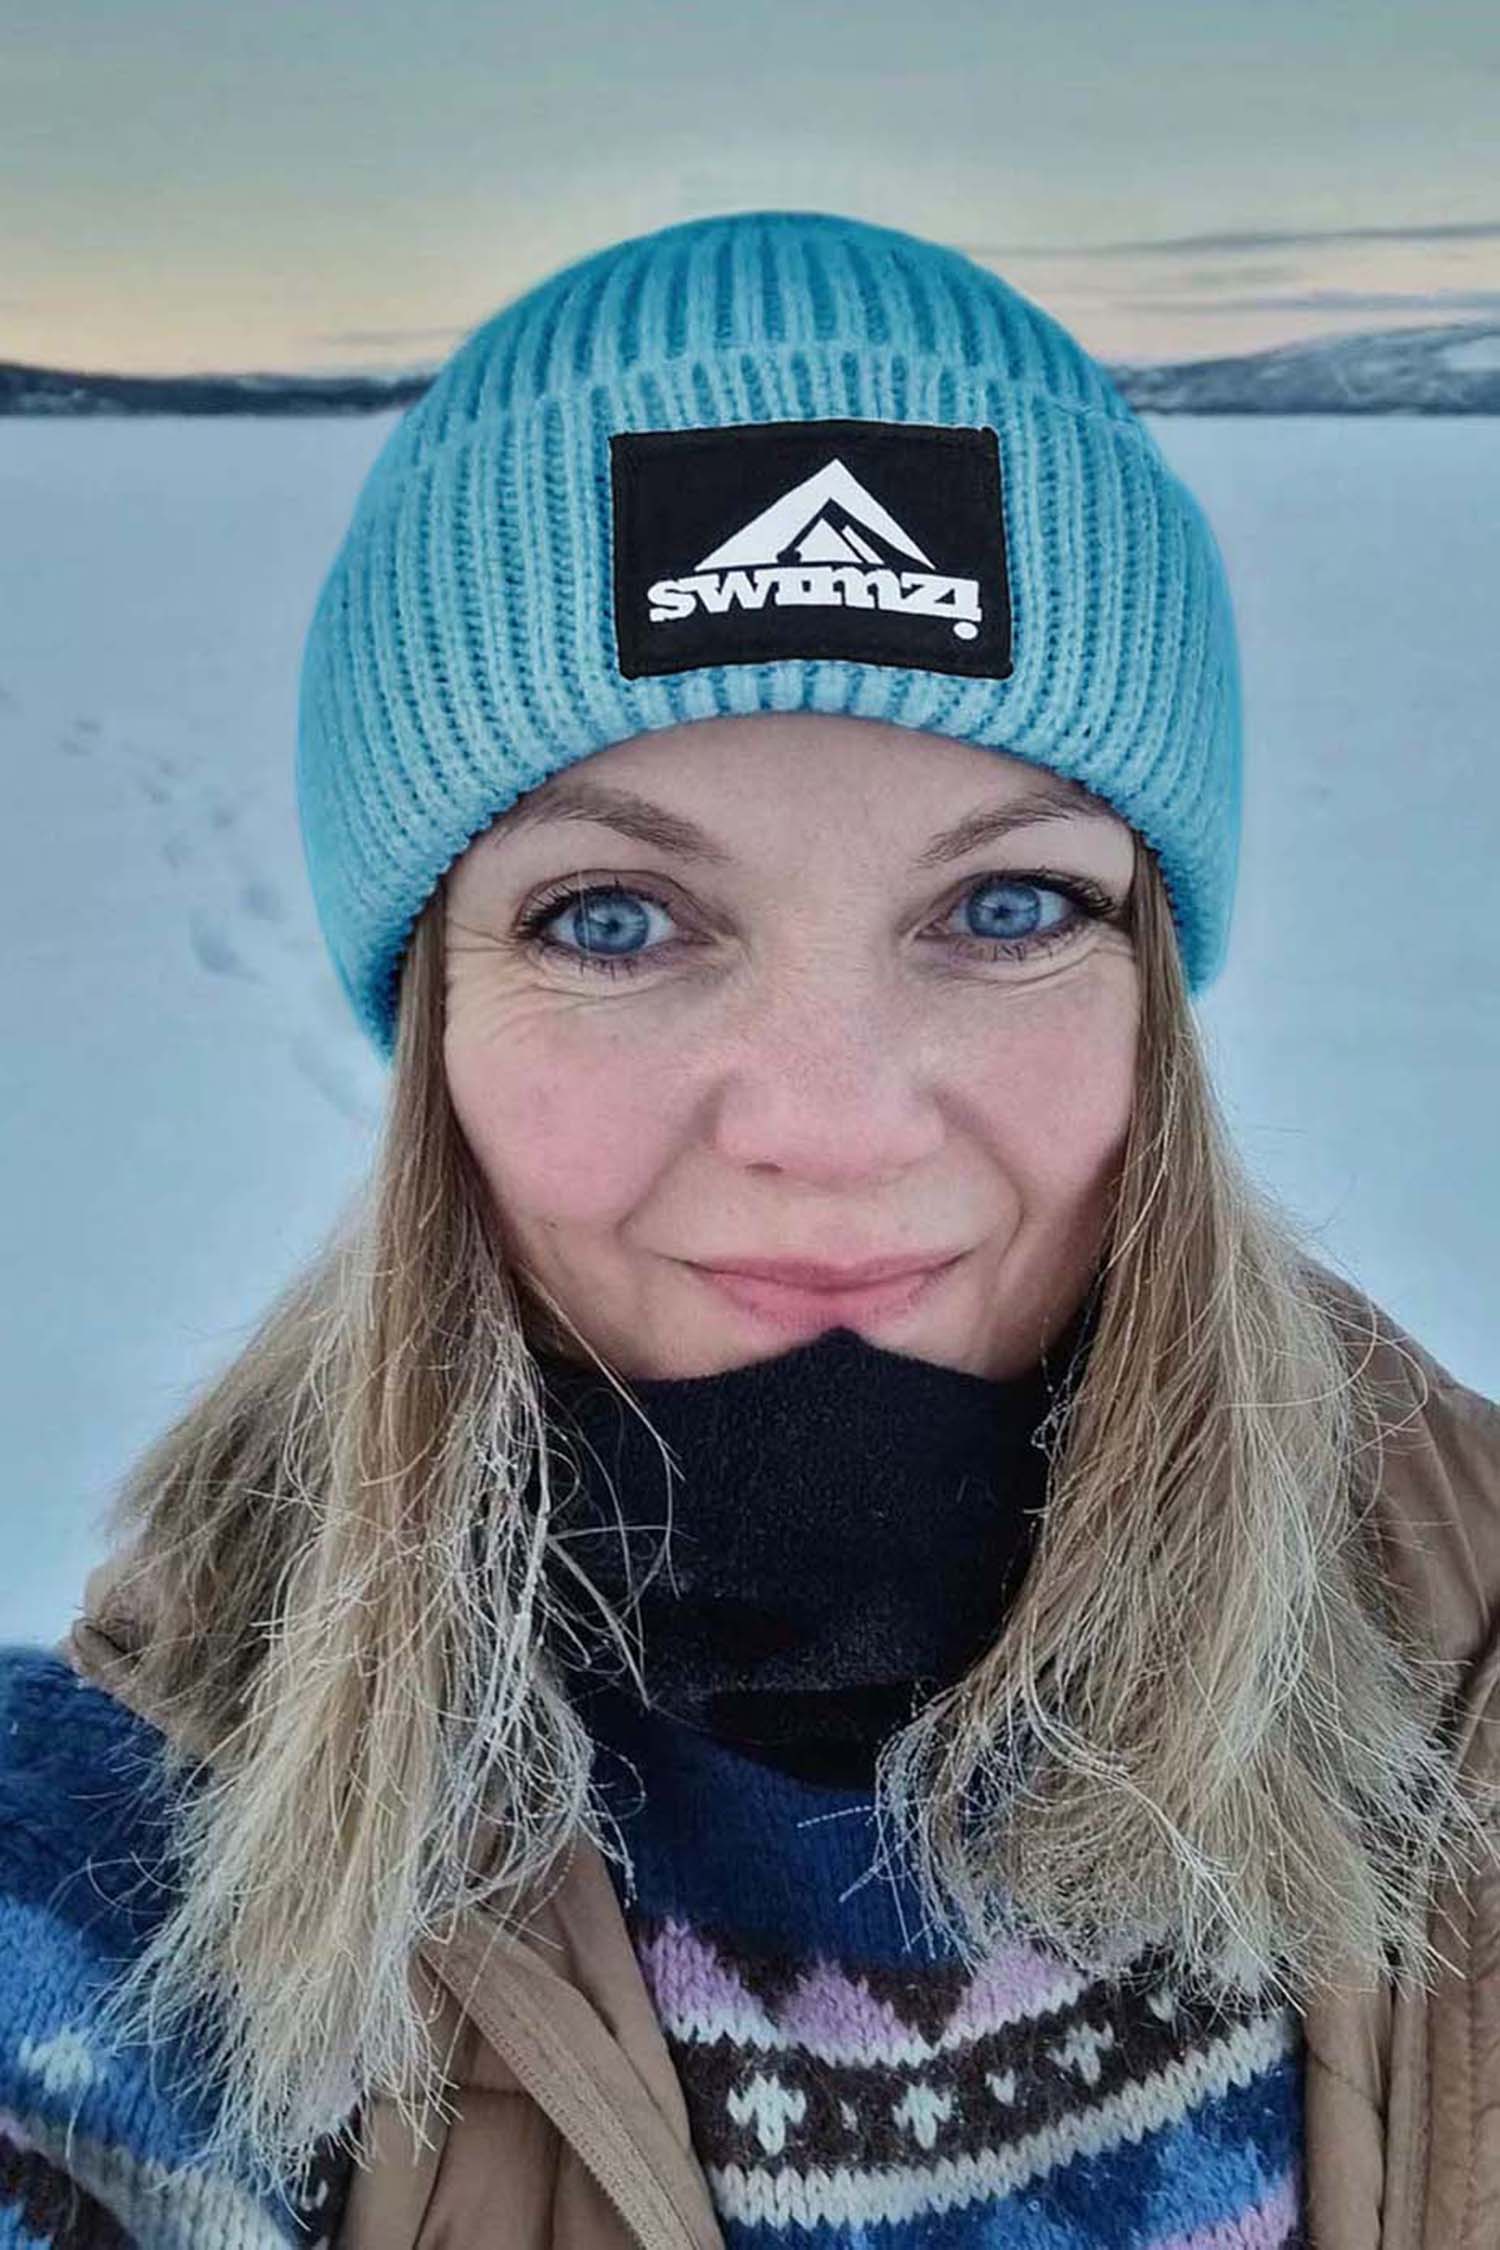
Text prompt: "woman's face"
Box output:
[[443, 714, 1139, 1379]]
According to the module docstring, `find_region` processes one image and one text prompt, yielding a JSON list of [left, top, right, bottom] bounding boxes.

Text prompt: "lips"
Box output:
[[689, 1252, 965, 1337], [695, 1252, 960, 1291]]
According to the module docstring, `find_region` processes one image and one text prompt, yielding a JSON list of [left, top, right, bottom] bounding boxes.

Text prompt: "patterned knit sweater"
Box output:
[[578, 1675, 1308, 2249], [0, 1646, 349, 2249], [0, 1640, 1307, 2248]]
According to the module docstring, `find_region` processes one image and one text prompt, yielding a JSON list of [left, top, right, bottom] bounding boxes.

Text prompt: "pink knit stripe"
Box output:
[[0, 2110, 40, 2155], [943, 1944, 1090, 2040], [636, 1917, 1085, 2064], [1144, 2168, 1301, 2250]]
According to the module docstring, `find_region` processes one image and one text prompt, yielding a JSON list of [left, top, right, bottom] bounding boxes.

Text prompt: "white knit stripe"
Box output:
[[2, 2104, 318, 2249], [705, 2006, 1297, 2230]]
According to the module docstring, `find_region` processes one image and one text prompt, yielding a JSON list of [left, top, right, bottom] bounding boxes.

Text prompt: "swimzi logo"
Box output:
[[646, 456, 984, 642], [610, 418, 1013, 683]]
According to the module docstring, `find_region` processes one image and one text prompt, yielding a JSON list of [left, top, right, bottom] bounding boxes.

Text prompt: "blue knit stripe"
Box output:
[[0, 2196, 68, 2250], [0, 1654, 344, 2246], [585, 1687, 943, 1963]]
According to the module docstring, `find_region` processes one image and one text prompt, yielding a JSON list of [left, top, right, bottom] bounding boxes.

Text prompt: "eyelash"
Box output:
[[514, 869, 1124, 979]]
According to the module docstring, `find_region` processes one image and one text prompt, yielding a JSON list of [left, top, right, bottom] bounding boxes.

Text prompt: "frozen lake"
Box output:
[[1, 411, 1496, 1643]]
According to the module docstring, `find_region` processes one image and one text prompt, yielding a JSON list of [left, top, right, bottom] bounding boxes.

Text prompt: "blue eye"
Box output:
[[514, 883, 676, 978], [517, 871, 1119, 978], [533, 887, 664, 963], [955, 876, 1074, 948]]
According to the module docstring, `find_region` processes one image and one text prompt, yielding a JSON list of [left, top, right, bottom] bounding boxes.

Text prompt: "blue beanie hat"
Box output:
[[297, 208, 1243, 1060]]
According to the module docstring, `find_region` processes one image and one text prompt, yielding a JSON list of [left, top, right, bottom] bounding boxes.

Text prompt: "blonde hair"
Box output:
[[84, 831, 1497, 2205]]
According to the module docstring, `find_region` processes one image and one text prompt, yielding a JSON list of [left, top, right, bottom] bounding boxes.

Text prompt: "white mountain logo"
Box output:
[[645, 457, 983, 642]]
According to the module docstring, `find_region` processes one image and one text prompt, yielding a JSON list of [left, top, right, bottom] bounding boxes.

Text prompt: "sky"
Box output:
[[3, 0, 1498, 378]]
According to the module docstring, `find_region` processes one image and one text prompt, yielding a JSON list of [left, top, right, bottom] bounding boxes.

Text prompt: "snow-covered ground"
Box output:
[[1, 414, 1496, 1644]]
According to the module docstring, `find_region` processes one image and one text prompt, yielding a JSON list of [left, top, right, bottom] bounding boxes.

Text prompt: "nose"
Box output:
[[704, 987, 946, 1188]]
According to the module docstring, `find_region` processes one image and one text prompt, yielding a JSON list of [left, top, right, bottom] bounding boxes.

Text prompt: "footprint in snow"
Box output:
[[188, 909, 262, 983], [288, 1027, 378, 1129], [58, 707, 378, 1119], [58, 716, 102, 756], [240, 873, 287, 925]]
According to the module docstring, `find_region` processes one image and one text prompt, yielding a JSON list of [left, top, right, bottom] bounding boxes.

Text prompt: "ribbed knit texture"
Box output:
[[0, 1650, 349, 2249], [296, 208, 1244, 1059], [581, 1679, 1307, 2248], [529, 1304, 1097, 1780]]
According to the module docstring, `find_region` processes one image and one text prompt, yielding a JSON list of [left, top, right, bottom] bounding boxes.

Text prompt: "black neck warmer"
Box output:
[[528, 1287, 1100, 1788]]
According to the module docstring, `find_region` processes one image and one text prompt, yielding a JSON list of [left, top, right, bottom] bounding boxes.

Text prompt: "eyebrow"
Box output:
[[488, 767, 1114, 870]]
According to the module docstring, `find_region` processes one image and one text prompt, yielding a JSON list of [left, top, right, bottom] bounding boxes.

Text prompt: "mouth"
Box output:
[[689, 1253, 966, 1336]]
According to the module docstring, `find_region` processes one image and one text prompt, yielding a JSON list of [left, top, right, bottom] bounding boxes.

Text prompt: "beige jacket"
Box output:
[[59, 1272, 1500, 2250]]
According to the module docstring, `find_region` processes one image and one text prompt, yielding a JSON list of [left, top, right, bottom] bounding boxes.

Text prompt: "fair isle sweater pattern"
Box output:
[[579, 1680, 1307, 2248], [0, 1641, 1307, 2247], [0, 1648, 349, 2249]]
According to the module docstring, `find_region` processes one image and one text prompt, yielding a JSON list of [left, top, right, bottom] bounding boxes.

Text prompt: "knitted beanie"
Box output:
[[296, 208, 1243, 1060]]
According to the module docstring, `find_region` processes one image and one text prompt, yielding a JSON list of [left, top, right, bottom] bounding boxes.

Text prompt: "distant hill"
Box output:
[[0, 364, 430, 417], [3, 318, 1498, 416], [1110, 318, 1500, 414]]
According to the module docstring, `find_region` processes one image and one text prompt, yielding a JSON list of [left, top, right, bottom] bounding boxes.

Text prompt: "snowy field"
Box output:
[[1, 412, 1496, 1644]]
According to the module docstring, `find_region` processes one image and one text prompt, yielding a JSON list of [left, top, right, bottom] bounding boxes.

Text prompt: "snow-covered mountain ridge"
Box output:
[[4, 318, 1498, 415]]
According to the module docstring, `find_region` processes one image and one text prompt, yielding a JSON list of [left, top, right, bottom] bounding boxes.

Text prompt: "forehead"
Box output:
[[481, 733, 1124, 869]]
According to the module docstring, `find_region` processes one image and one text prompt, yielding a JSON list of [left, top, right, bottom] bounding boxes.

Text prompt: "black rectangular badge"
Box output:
[[610, 418, 1013, 682]]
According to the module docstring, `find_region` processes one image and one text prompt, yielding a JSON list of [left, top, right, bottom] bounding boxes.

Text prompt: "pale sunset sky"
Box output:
[[3, 0, 1497, 378]]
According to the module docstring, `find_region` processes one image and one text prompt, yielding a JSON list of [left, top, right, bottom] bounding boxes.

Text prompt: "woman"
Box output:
[[3, 208, 1498, 2250]]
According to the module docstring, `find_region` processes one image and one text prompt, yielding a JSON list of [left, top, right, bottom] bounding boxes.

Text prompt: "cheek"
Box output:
[[956, 982, 1137, 1188], [445, 1027, 684, 1227]]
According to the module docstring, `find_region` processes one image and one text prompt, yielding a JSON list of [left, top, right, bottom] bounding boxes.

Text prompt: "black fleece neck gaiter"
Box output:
[[528, 1288, 1100, 1786]]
